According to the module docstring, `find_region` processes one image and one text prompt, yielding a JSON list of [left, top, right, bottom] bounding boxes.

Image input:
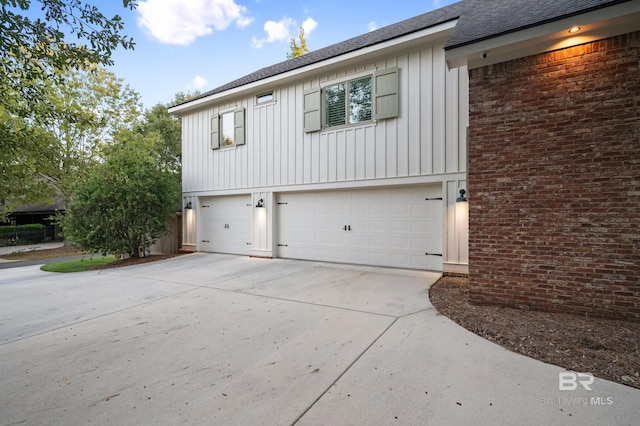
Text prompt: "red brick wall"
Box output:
[[467, 32, 640, 320]]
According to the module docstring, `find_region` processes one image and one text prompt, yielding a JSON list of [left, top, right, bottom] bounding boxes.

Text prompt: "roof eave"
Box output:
[[169, 20, 459, 115], [446, 1, 640, 69]]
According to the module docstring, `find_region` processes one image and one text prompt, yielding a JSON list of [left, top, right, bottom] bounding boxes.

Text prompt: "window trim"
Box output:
[[256, 92, 275, 105]]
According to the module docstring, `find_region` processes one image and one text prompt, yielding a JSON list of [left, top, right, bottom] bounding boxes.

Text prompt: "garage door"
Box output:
[[199, 195, 252, 255], [276, 185, 443, 270]]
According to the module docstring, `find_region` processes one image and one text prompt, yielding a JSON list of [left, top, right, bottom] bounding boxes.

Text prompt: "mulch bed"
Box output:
[[429, 276, 640, 389]]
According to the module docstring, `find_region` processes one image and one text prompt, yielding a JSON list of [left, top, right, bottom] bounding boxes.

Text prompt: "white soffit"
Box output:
[[446, 2, 640, 70], [169, 20, 458, 115]]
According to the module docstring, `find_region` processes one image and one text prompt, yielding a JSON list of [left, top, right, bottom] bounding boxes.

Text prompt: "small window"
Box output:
[[324, 76, 372, 129], [256, 92, 274, 104], [211, 107, 246, 150], [221, 111, 235, 146]]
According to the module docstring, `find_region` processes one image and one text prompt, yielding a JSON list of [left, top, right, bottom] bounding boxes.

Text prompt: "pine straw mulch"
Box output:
[[429, 276, 640, 390]]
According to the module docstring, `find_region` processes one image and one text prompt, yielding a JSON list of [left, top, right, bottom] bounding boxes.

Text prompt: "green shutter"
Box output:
[[234, 107, 245, 145], [210, 114, 219, 150], [303, 87, 321, 132], [374, 67, 398, 120]]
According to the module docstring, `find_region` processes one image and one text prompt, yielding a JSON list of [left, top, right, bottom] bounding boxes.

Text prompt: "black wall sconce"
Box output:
[[456, 189, 467, 202], [185, 201, 193, 210], [255, 198, 265, 208]]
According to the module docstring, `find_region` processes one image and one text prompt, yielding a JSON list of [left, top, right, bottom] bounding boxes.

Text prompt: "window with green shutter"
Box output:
[[303, 67, 398, 132], [210, 107, 246, 150]]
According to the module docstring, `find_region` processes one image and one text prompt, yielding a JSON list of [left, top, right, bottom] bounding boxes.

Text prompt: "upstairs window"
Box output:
[[324, 76, 372, 128], [304, 67, 398, 133], [210, 107, 246, 150], [256, 92, 274, 104], [221, 111, 235, 146]]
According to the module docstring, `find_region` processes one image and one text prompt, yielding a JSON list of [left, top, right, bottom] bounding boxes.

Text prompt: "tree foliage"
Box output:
[[1, 0, 137, 218], [1, 0, 136, 118], [0, 65, 141, 216], [287, 27, 309, 59], [137, 91, 199, 176], [62, 131, 180, 258]]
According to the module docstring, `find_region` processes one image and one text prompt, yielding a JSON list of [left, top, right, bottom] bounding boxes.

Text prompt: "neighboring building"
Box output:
[[6, 198, 66, 242], [171, 0, 640, 319]]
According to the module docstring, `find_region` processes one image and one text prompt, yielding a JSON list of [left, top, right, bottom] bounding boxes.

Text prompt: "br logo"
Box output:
[[559, 372, 594, 391]]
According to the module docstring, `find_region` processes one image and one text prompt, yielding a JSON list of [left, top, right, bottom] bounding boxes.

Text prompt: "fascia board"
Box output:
[[169, 20, 458, 115], [446, 2, 640, 70]]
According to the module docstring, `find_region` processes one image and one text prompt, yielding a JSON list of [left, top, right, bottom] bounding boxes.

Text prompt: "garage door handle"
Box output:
[[202, 240, 210, 243], [425, 252, 442, 257], [425, 197, 443, 201], [278, 244, 288, 247]]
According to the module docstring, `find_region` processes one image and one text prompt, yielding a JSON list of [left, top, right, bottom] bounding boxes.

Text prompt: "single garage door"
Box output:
[[199, 195, 252, 255], [276, 185, 443, 270]]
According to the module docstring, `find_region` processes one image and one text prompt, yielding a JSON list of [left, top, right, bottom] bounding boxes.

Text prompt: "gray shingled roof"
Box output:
[[180, 0, 630, 107], [445, 0, 631, 49]]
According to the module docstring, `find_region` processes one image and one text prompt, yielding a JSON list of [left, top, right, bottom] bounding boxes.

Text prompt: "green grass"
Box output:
[[40, 255, 116, 273]]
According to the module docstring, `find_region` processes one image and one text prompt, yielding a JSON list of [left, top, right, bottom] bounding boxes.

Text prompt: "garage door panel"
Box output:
[[199, 195, 252, 256], [277, 185, 443, 271]]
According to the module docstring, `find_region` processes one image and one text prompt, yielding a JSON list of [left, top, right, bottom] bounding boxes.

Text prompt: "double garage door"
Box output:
[[199, 185, 443, 270], [277, 185, 443, 270]]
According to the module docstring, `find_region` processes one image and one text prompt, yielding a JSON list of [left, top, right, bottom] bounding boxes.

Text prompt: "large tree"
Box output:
[[0, 65, 141, 215], [137, 92, 199, 176], [1, 0, 137, 217], [62, 130, 180, 258]]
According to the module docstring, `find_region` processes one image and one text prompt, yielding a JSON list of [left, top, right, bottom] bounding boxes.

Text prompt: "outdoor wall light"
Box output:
[[255, 198, 265, 208], [456, 189, 467, 202], [568, 26, 581, 34], [185, 201, 193, 210]]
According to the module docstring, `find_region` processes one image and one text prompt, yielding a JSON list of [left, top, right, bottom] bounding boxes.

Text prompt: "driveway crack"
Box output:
[[291, 317, 399, 425]]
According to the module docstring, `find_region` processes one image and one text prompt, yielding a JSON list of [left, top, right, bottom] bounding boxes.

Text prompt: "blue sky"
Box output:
[[98, 0, 460, 108]]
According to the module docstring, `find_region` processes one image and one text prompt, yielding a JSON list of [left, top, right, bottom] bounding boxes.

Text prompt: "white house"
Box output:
[[169, 4, 471, 273]]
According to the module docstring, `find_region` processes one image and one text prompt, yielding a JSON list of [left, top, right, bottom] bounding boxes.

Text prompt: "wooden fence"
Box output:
[[149, 213, 182, 255]]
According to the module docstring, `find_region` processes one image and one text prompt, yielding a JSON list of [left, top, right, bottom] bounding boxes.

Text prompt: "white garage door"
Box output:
[[199, 195, 252, 255], [276, 185, 443, 270]]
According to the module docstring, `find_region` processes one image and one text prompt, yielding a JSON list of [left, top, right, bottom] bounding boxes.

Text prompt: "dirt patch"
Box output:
[[0, 246, 86, 260], [1, 246, 185, 267], [429, 276, 640, 389]]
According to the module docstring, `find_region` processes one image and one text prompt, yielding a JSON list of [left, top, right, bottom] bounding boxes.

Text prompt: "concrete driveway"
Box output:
[[0, 254, 638, 425]]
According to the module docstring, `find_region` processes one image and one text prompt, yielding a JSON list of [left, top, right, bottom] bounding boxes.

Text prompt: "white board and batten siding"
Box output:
[[182, 44, 468, 193]]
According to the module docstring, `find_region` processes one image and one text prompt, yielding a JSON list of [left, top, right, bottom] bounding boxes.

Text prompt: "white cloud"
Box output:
[[251, 17, 294, 48], [301, 17, 318, 34], [137, 0, 253, 46], [252, 16, 317, 49], [189, 75, 208, 90], [368, 21, 378, 32]]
